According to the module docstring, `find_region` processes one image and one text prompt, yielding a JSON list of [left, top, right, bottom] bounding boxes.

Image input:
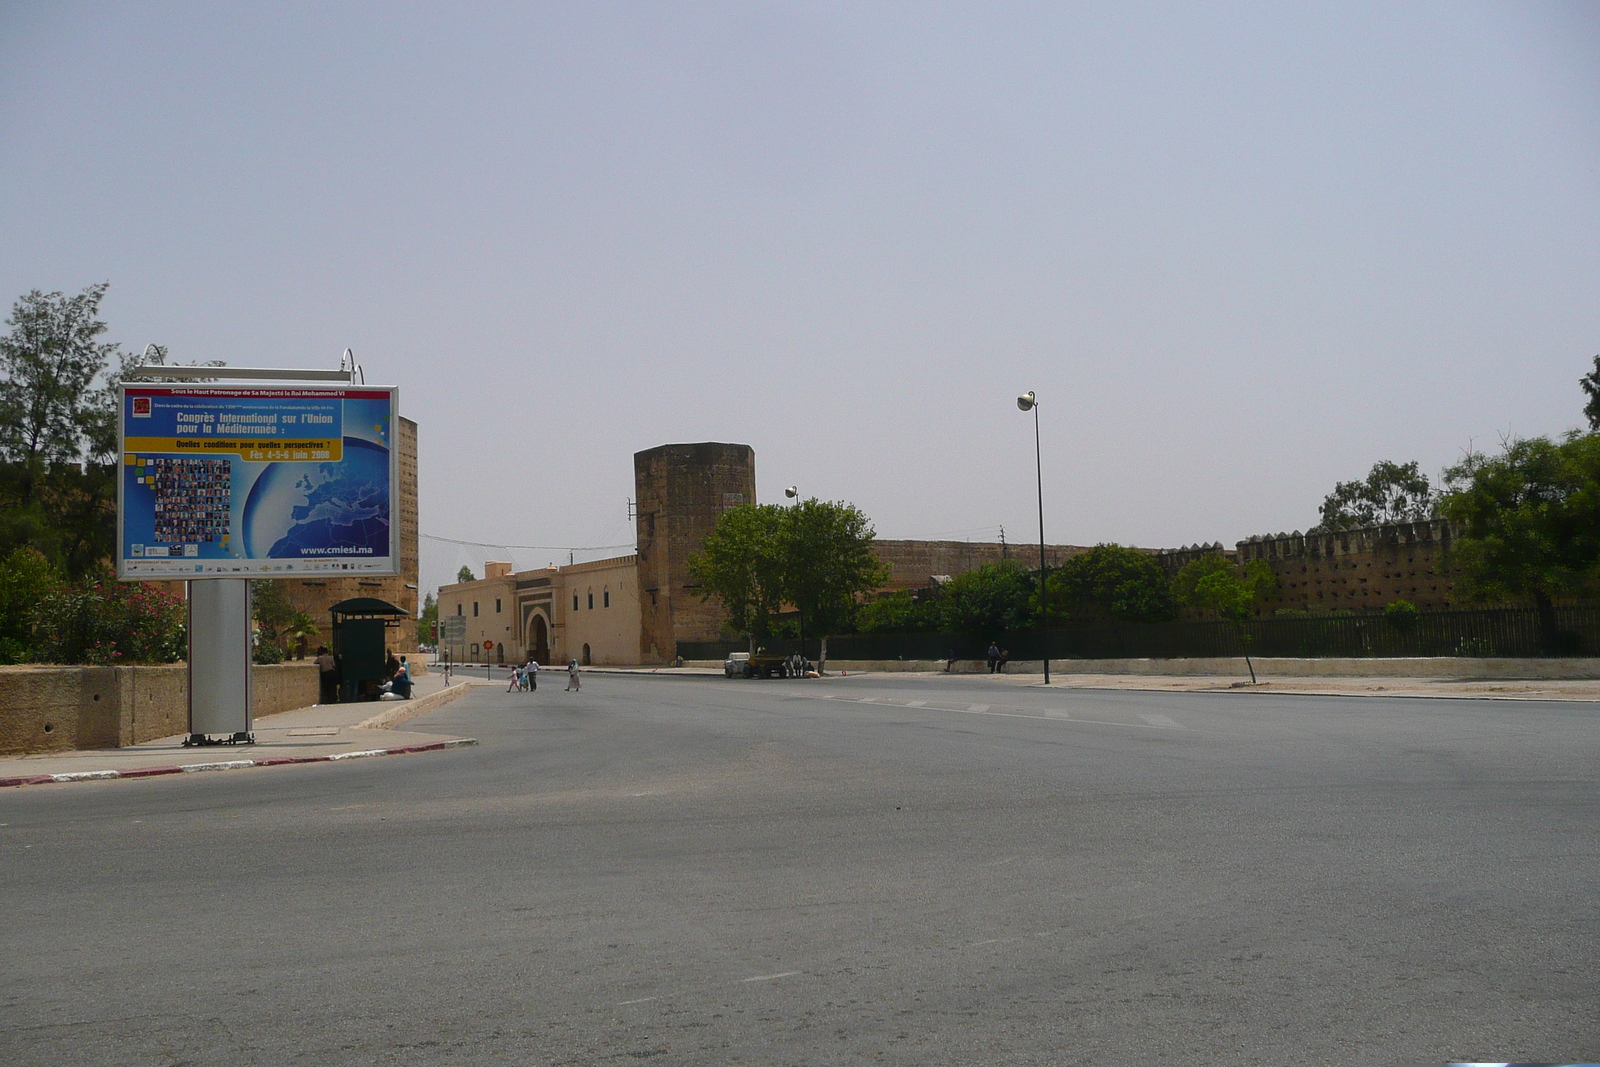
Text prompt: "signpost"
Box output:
[[442, 614, 465, 666], [117, 372, 400, 745], [483, 640, 494, 679]]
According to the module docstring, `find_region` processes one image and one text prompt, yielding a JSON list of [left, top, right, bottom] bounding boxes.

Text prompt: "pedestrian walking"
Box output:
[[524, 657, 539, 691], [997, 648, 1009, 673], [946, 647, 957, 673], [987, 642, 1001, 674], [565, 658, 581, 691], [506, 665, 522, 692]]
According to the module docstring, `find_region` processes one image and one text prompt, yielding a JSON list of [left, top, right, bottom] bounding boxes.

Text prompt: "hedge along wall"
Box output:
[[0, 662, 320, 756]]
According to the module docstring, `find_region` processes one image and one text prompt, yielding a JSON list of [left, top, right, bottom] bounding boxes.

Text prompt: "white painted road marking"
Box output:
[[741, 971, 800, 983], [801, 693, 1185, 731], [616, 996, 659, 1005]]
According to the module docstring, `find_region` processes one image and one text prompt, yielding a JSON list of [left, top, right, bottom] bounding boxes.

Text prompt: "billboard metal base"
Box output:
[[187, 579, 255, 746], [182, 731, 255, 747]]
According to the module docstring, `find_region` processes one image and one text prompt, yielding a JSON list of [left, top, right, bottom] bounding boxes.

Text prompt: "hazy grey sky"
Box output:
[[3, 2, 1597, 599]]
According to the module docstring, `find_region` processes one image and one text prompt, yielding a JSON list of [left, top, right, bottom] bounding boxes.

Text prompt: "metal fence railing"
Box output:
[[678, 604, 1600, 662]]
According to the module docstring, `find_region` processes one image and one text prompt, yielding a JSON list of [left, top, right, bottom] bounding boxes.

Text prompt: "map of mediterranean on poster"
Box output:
[[117, 385, 400, 579]]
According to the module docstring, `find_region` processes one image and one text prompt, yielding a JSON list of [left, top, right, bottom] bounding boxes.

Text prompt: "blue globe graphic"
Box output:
[[243, 437, 390, 559]]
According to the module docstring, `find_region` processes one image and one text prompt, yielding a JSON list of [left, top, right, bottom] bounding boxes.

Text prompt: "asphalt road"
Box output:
[[2, 674, 1596, 1065]]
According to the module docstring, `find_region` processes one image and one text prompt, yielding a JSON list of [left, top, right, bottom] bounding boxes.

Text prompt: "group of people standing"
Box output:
[[312, 645, 413, 701], [506, 658, 583, 692]]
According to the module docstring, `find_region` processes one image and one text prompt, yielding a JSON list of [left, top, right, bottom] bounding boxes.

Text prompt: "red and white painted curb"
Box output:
[[0, 738, 478, 789]]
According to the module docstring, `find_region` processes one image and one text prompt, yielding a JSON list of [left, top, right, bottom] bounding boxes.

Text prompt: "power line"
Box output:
[[422, 533, 634, 552]]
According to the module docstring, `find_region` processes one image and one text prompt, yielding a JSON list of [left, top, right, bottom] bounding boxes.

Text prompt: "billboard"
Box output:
[[117, 384, 400, 579]]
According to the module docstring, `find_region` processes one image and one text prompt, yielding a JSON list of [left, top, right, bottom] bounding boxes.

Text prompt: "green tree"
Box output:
[[1169, 552, 1234, 610], [776, 498, 889, 670], [1181, 561, 1276, 621], [0, 545, 58, 662], [0, 285, 214, 579], [0, 284, 119, 482], [686, 503, 788, 648], [0, 284, 123, 577], [855, 589, 938, 633], [938, 561, 1036, 637], [1173, 556, 1276, 683], [1583, 354, 1600, 432], [456, 565, 476, 583], [251, 579, 297, 661], [282, 611, 320, 660], [418, 590, 439, 647], [1439, 432, 1600, 649], [1046, 544, 1176, 623], [1314, 460, 1436, 531]]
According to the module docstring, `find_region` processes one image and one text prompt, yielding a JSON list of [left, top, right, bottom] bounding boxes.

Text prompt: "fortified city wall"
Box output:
[[444, 442, 1474, 665], [1235, 520, 1460, 613], [871, 539, 1090, 593]]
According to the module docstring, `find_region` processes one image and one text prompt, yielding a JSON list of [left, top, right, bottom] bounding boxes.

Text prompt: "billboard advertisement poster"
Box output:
[[117, 385, 400, 579]]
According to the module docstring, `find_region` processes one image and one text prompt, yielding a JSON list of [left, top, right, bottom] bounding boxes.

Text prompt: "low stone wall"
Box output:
[[811, 658, 1600, 680], [0, 662, 321, 755]]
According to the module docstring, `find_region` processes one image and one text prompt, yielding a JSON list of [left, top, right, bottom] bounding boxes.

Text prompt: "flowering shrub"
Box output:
[[30, 576, 186, 665]]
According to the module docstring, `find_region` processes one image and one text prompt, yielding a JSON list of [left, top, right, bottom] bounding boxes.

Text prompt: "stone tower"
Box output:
[[634, 442, 756, 662]]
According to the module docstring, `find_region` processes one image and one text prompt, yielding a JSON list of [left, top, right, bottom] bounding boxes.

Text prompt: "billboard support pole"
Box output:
[[185, 578, 254, 746]]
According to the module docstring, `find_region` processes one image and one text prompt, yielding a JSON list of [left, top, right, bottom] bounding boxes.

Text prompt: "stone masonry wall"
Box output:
[[0, 661, 320, 755], [871, 540, 1091, 593], [1235, 520, 1460, 613]]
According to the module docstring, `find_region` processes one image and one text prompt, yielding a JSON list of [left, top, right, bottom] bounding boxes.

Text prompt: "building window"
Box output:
[[495, 598, 502, 613], [573, 594, 579, 611], [587, 593, 594, 609], [603, 590, 610, 608], [473, 602, 479, 617], [456, 605, 462, 616]]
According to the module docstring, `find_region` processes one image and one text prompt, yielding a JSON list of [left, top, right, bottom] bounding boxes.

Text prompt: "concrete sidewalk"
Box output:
[[967, 670, 1600, 701], [0, 670, 480, 788], [592, 663, 1600, 701]]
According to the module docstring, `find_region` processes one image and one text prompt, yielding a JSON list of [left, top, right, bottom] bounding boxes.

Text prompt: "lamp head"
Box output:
[[1017, 391, 1036, 412], [784, 486, 798, 499]]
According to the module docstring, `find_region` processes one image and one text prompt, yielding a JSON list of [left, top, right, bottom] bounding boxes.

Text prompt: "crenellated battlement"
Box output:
[[1236, 520, 1458, 564], [1233, 519, 1462, 613]]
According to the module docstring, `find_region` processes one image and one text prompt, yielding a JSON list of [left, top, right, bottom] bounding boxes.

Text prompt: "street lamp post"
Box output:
[[1016, 391, 1050, 684], [785, 486, 804, 668]]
